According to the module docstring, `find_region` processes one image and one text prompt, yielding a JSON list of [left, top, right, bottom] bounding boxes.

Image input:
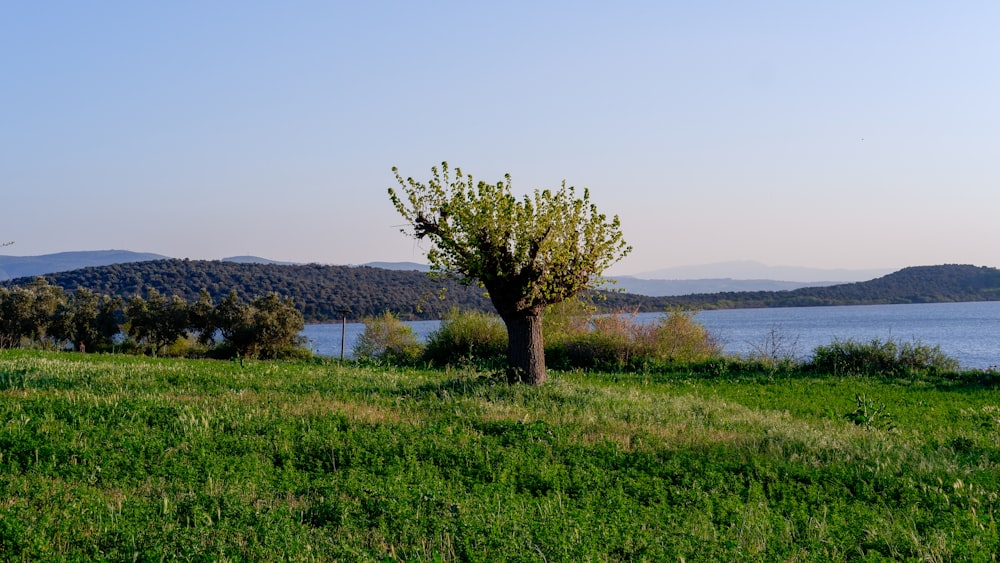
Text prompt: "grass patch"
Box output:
[[2, 350, 999, 560]]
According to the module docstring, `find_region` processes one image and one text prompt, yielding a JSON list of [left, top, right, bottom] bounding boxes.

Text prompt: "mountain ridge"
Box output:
[[611, 276, 843, 296], [632, 260, 893, 283], [2, 251, 895, 287], [0, 250, 168, 281]]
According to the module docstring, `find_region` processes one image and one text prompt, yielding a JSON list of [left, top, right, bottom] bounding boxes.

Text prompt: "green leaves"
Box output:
[[389, 162, 631, 311]]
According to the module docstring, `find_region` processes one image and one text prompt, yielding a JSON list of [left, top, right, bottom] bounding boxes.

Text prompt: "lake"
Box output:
[[302, 301, 1000, 369]]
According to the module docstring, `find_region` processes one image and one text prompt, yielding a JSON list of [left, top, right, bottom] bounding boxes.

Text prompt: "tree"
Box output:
[[245, 292, 306, 359], [389, 162, 631, 384], [0, 279, 66, 349], [188, 289, 218, 346], [354, 311, 423, 364], [125, 288, 189, 355], [52, 287, 122, 352], [213, 291, 305, 359]]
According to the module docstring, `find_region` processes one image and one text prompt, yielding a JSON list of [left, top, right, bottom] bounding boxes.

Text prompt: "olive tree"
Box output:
[[52, 288, 122, 352], [213, 291, 305, 359], [389, 162, 630, 384], [126, 288, 189, 356]]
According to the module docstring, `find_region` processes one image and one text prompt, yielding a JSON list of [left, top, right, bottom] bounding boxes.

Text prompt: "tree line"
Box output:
[[0, 279, 305, 359]]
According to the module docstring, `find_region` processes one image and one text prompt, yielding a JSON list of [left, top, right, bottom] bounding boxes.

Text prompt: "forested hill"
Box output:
[[6, 261, 999, 321], [601, 264, 1000, 311], [6, 259, 492, 322]]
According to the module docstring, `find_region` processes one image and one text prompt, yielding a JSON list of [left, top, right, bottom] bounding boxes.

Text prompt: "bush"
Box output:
[[807, 337, 959, 377], [354, 311, 424, 364], [651, 309, 722, 363], [423, 309, 507, 366], [548, 309, 721, 370], [542, 298, 595, 345]]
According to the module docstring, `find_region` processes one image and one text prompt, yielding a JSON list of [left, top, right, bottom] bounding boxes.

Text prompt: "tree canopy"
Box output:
[[390, 162, 630, 384]]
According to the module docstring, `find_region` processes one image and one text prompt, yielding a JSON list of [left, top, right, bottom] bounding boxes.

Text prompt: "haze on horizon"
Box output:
[[3, 2, 998, 277]]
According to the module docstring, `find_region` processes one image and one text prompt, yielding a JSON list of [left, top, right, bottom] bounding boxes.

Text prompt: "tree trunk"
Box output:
[[502, 306, 547, 385]]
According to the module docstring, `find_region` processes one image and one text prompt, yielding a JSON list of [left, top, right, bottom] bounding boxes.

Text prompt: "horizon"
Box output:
[[4, 4, 998, 276]]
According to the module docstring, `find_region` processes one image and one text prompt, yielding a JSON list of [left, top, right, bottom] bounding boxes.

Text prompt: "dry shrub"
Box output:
[[549, 309, 721, 370]]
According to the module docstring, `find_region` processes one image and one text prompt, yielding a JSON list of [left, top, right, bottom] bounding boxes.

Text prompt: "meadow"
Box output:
[[2, 350, 999, 561]]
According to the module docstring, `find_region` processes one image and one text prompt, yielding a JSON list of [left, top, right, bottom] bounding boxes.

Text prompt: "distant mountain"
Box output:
[[221, 256, 298, 266], [0, 250, 168, 281], [633, 261, 893, 283], [363, 261, 431, 272], [611, 276, 839, 297]]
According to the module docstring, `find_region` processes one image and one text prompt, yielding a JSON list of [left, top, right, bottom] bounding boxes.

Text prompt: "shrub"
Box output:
[[808, 337, 959, 377], [844, 393, 895, 430], [746, 325, 801, 374], [354, 311, 424, 364], [542, 297, 595, 345], [423, 309, 507, 366], [549, 309, 721, 370], [651, 309, 722, 363]]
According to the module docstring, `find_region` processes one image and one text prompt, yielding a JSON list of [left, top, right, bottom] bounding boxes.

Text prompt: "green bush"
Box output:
[[354, 311, 424, 364], [807, 337, 959, 377], [423, 308, 507, 366]]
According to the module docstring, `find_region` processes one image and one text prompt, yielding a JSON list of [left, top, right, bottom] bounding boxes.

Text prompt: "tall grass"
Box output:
[[423, 308, 507, 367], [2, 350, 997, 560]]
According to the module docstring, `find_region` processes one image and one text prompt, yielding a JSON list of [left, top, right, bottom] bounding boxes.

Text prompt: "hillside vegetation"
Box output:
[[1, 351, 998, 560], [7, 259, 491, 321], [6, 261, 1000, 322]]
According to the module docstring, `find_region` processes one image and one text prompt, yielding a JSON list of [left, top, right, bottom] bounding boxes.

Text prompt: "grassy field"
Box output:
[[1, 350, 999, 561]]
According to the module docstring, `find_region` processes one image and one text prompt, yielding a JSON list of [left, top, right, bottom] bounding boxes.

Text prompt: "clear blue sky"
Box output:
[[3, 1, 997, 276]]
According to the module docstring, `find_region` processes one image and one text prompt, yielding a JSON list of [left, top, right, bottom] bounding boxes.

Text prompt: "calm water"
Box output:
[[302, 301, 1000, 369]]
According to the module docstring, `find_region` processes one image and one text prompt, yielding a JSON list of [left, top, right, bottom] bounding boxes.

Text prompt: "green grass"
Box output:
[[2, 350, 1000, 561]]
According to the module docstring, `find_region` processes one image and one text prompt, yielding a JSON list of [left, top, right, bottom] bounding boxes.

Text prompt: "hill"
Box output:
[[601, 264, 1000, 311], [220, 255, 298, 265], [6, 259, 490, 322], [7, 261, 999, 321], [0, 250, 167, 281]]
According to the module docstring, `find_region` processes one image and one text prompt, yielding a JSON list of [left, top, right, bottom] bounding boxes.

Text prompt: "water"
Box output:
[[301, 301, 1000, 369]]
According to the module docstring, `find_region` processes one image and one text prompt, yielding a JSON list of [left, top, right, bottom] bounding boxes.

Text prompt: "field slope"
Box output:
[[2, 351, 999, 560]]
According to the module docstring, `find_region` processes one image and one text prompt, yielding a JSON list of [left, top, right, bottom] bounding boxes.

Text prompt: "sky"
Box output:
[[3, 1, 998, 277]]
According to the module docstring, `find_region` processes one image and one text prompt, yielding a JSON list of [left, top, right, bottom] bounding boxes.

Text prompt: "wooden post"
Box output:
[[338, 308, 351, 361]]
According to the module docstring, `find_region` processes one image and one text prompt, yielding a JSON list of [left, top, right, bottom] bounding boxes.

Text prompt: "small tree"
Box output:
[[246, 293, 306, 359], [354, 311, 423, 364], [389, 162, 630, 384]]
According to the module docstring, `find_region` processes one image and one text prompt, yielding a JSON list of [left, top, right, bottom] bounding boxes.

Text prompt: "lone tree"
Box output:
[[389, 162, 630, 384]]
